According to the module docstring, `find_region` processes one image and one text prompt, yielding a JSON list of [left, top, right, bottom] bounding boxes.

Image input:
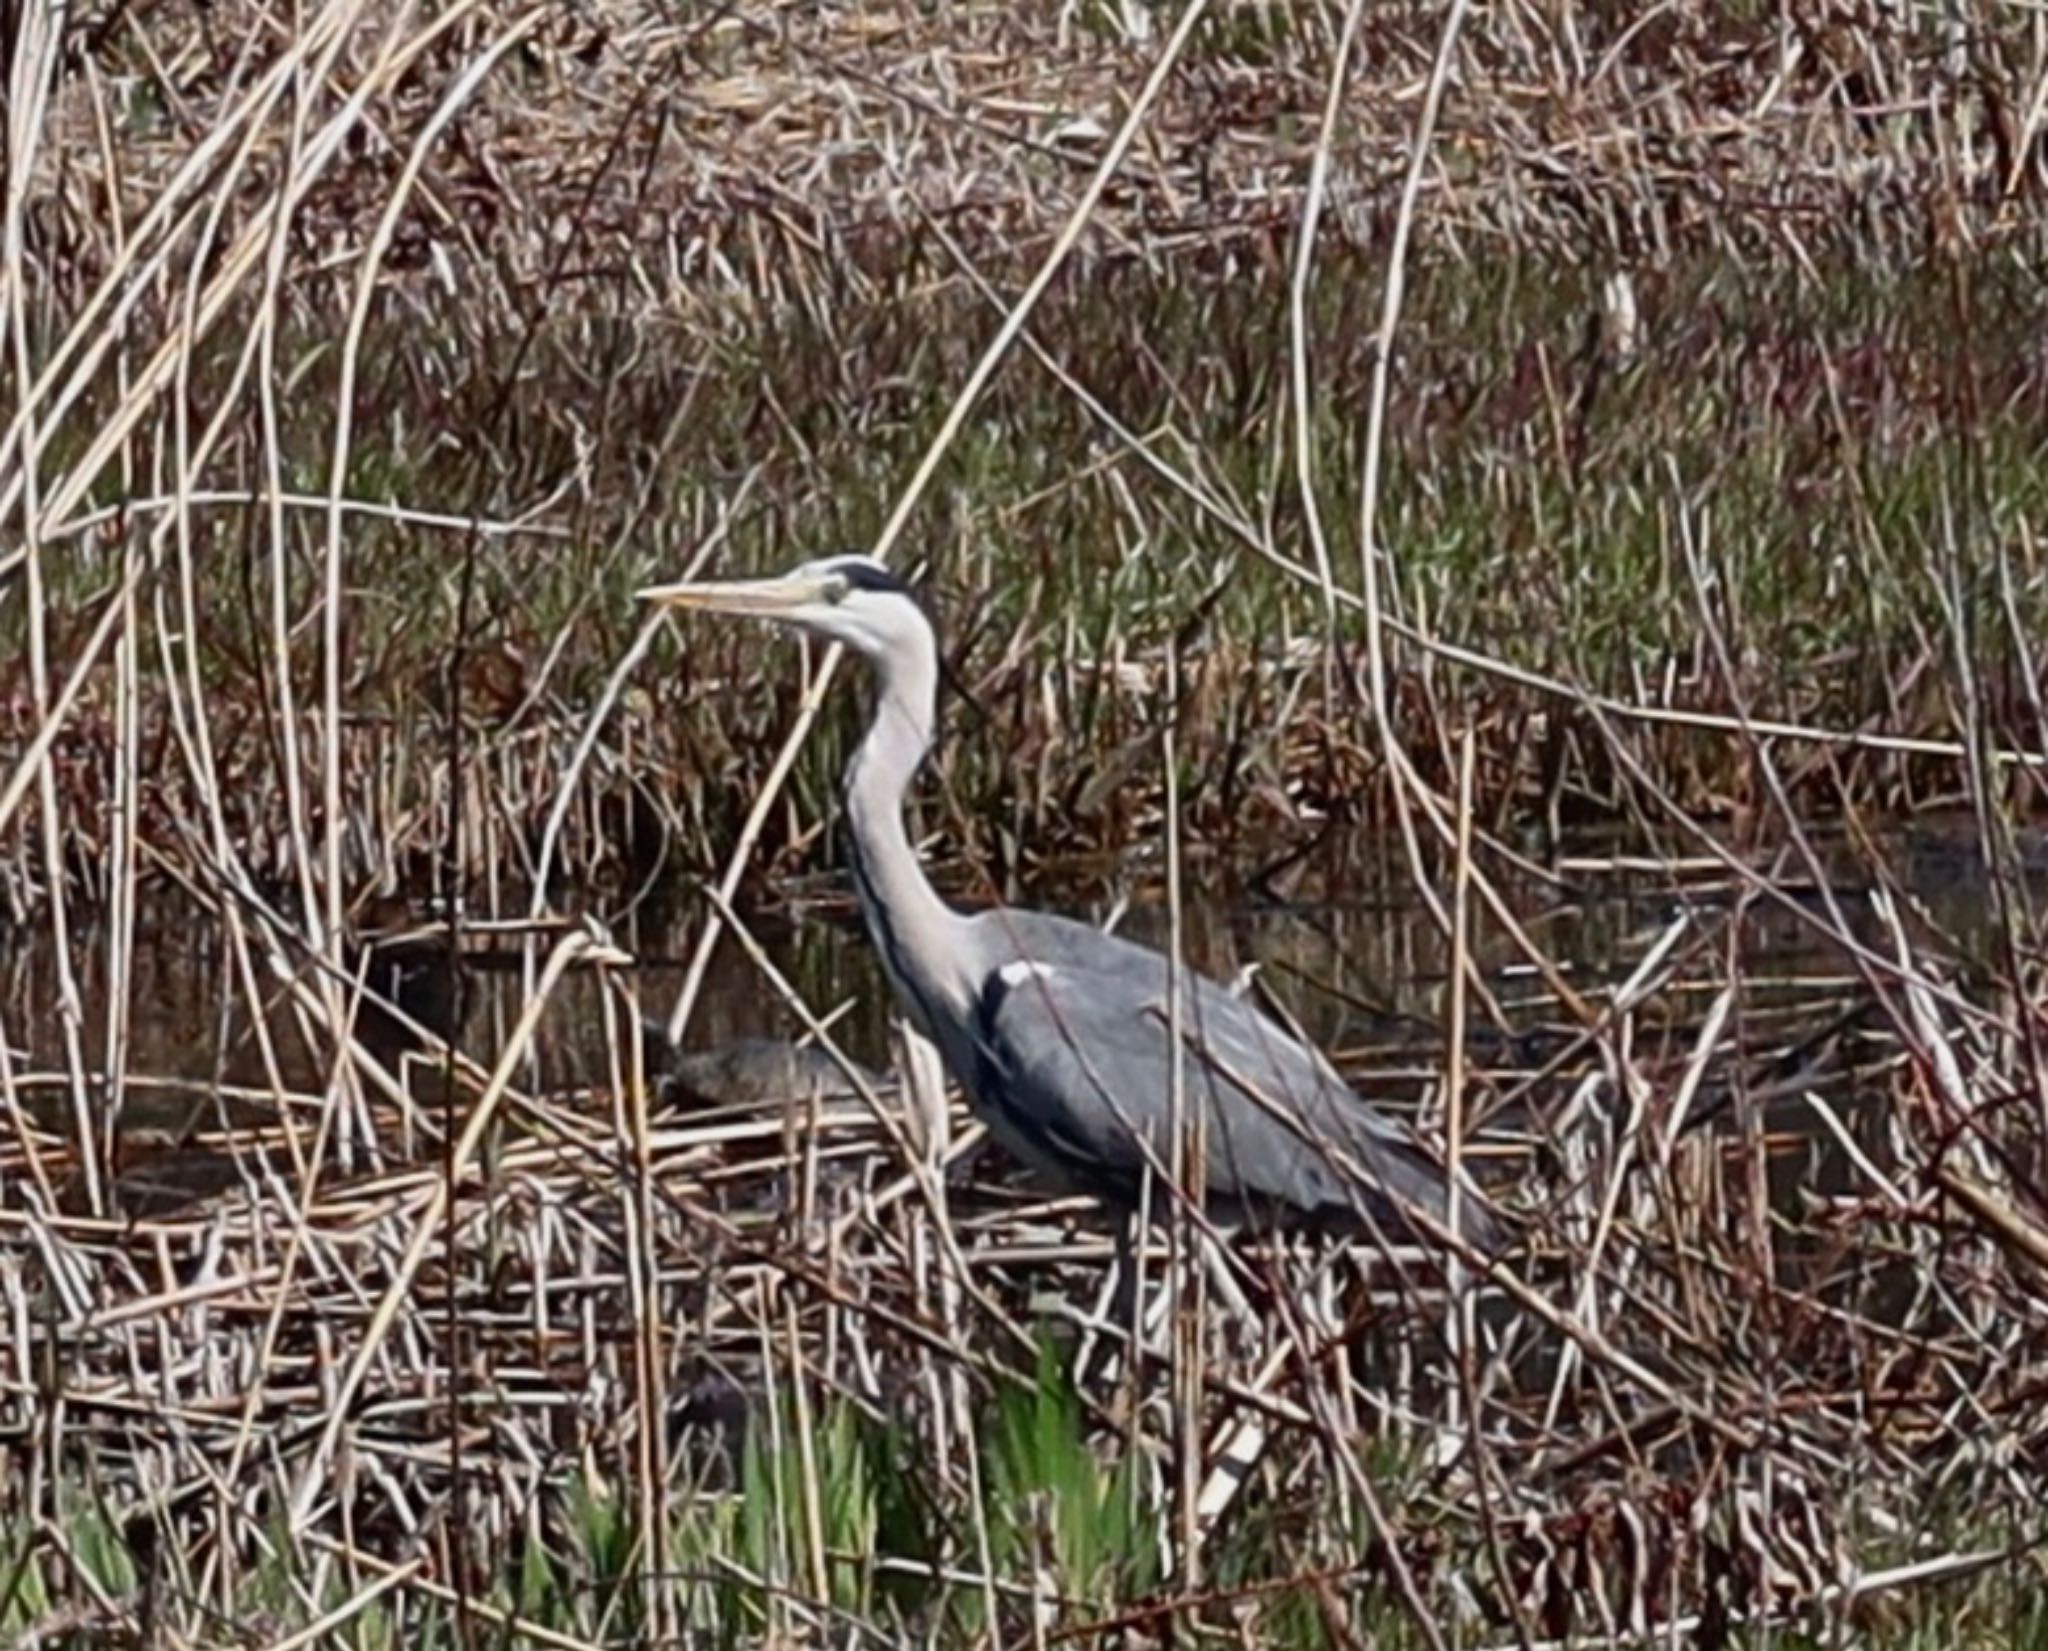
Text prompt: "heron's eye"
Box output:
[[824, 575, 851, 605]]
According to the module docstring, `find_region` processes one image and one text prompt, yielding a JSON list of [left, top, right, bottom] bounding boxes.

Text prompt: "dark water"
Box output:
[[0, 817, 2036, 1213]]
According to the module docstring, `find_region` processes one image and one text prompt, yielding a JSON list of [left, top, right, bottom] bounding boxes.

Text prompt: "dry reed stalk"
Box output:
[[653, 0, 1219, 1082], [7, 3, 2048, 1644], [1158, 637, 1208, 1595]]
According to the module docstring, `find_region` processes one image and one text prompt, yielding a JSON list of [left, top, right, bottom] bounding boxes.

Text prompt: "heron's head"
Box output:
[[638, 552, 927, 661]]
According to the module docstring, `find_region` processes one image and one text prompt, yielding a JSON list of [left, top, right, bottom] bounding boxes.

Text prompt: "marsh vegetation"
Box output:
[[5, 0, 2048, 1645]]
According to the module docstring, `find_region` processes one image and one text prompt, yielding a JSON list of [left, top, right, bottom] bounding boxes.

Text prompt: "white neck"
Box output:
[[842, 636, 970, 1030]]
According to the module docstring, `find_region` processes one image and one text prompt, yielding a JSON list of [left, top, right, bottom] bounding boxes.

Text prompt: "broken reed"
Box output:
[[6, 805, 2048, 1646], [5, 2, 2048, 1643], [8, 247, 2048, 914], [5, 3, 2048, 914]]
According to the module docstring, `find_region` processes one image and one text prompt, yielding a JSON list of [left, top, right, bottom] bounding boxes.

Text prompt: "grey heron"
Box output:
[[641, 553, 1501, 1253]]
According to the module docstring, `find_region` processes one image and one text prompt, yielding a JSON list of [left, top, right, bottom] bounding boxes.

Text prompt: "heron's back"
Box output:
[[949, 908, 1496, 1247]]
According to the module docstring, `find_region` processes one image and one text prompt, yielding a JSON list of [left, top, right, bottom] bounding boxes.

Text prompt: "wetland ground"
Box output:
[[5, 1, 2048, 1645]]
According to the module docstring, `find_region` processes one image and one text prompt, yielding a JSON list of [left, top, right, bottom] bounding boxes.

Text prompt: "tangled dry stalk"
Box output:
[[4, 0, 2048, 1645]]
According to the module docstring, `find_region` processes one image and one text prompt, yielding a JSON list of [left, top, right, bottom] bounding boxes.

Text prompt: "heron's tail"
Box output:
[[1351, 1128, 1513, 1257]]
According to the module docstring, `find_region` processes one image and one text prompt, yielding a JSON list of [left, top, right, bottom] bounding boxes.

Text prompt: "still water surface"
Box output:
[[0, 818, 2031, 1209]]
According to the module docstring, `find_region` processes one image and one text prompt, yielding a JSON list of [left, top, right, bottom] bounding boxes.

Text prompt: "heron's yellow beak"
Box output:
[[636, 570, 830, 617]]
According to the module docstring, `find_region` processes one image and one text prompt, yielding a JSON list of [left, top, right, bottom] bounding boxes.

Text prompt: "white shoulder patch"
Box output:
[[996, 959, 1058, 989]]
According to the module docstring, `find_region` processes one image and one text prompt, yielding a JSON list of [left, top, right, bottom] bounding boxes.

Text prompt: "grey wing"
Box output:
[[963, 923, 1468, 1238]]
